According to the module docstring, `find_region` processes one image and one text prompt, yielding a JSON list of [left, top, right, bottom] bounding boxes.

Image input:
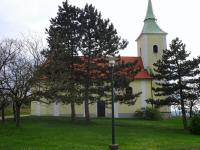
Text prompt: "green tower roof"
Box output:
[[136, 0, 167, 41], [144, 0, 156, 21]]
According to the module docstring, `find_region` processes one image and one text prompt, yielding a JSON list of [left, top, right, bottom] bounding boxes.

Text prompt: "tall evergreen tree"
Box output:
[[44, 1, 132, 122], [151, 38, 200, 129], [186, 77, 200, 117], [44, 1, 82, 120], [78, 4, 128, 122], [76, 57, 141, 110]]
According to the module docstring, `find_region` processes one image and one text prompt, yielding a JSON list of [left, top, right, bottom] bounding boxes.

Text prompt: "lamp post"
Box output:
[[108, 57, 119, 150]]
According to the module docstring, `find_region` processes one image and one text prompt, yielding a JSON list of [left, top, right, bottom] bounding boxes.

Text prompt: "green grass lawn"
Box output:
[[0, 117, 199, 150]]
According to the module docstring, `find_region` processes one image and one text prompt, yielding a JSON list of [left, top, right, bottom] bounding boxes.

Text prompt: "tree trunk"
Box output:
[[69, 48, 76, 122], [84, 55, 91, 122], [13, 102, 16, 122], [1, 105, 5, 123], [16, 104, 21, 127], [151, 102, 154, 109], [174, 108, 177, 117], [179, 75, 188, 130], [189, 101, 193, 118], [180, 99, 188, 130], [71, 102, 76, 121], [84, 85, 90, 122], [150, 80, 154, 109]]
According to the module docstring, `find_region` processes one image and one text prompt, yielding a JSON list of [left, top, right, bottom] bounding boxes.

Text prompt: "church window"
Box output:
[[153, 45, 158, 53]]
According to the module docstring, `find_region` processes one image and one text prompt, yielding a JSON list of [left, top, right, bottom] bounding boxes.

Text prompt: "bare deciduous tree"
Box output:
[[4, 53, 35, 127], [0, 39, 19, 123], [0, 36, 45, 126]]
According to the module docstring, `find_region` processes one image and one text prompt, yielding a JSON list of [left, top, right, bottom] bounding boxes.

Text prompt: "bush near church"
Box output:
[[134, 107, 162, 120], [134, 109, 145, 118], [145, 107, 162, 120], [189, 113, 200, 135]]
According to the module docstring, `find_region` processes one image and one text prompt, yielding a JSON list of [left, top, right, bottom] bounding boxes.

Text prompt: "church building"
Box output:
[[31, 0, 170, 117]]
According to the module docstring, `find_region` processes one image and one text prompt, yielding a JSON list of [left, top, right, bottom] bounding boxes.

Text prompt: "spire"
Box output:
[[136, 0, 167, 40], [144, 0, 156, 21]]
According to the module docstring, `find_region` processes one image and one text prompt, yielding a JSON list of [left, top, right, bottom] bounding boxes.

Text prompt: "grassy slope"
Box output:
[[0, 117, 199, 150]]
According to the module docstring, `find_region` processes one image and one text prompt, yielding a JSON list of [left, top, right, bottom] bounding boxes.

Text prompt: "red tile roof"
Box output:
[[120, 56, 152, 79], [40, 56, 152, 80], [134, 70, 152, 79]]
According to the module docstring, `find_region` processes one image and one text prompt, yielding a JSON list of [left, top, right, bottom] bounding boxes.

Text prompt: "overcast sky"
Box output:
[[0, 0, 200, 57]]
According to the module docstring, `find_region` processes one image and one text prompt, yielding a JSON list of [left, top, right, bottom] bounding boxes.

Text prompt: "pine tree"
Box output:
[[113, 60, 142, 106], [151, 38, 200, 129], [76, 57, 141, 111], [43, 1, 133, 122], [186, 76, 200, 118], [43, 1, 82, 120], [78, 4, 128, 122]]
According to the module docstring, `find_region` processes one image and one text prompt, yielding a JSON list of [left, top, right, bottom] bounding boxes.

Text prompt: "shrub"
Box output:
[[145, 107, 162, 120], [189, 113, 200, 135], [134, 110, 145, 119], [134, 108, 162, 120]]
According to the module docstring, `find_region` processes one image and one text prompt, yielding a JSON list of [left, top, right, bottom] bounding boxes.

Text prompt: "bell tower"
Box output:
[[136, 0, 167, 71]]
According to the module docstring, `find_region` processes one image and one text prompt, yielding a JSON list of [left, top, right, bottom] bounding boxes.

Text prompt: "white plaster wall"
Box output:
[[143, 35, 148, 69], [53, 102, 60, 116], [114, 102, 119, 118], [163, 35, 167, 49], [83, 101, 85, 117], [141, 80, 147, 108], [36, 102, 41, 116]]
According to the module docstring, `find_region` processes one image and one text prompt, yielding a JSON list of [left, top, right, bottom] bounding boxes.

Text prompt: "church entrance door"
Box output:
[[97, 101, 105, 117]]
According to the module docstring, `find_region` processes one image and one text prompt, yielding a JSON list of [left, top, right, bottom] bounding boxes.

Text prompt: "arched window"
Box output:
[[153, 45, 158, 53], [126, 87, 133, 95]]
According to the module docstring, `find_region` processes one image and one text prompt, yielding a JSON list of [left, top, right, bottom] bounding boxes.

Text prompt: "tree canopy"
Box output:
[[42, 0, 141, 122], [149, 38, 200, 129]]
